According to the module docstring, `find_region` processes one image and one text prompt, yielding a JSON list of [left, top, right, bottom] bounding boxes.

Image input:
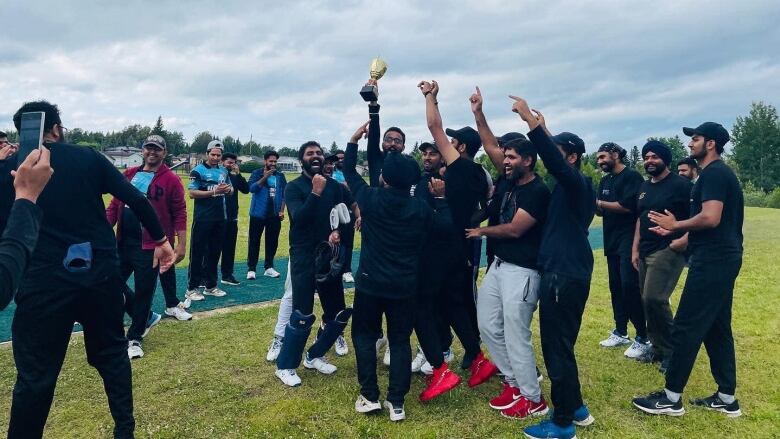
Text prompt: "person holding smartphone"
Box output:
[[0, 131, 19, 234], [219, 152, 249, 286], [7, 100, 174, 439]]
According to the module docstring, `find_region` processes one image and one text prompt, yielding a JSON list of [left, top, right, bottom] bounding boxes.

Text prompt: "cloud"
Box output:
[[0, 0, 778, 152]]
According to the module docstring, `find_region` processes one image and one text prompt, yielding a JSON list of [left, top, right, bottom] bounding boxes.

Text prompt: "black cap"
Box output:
[[445, 126, 481, 156], [142, 134, 166, 150], [418, 141, 439, 153], [382, 152, 420, 190], [551, 132, 585, 155], [682, 122, 730, 145], [325, 152, 339, 162], [497, 132, 527, 146]]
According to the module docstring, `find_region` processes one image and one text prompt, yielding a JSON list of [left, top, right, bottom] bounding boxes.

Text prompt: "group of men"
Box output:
[[0, 81, 744, 438]]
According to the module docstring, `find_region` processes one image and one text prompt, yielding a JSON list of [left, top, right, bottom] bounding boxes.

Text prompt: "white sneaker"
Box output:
[[384, 400, 406, 422], [165, 304, 192, 321], [375, 337, 388, 357], [275, 369, 301, 387], [185, 289, 205, 301], [335, 335, 349, 356], [266, 337, 283, 362], [304, 354, 337, 374], [624, 339, 652, 359], [443, 349, 454, 363], [411, 346, 427, 373], [264, 267, 281, 278], [355, 395, 381, 413], [127, 340, 144, 359], [247, 271, 256, 280], [342, 272, 355, 283], [383, 346, 391, 367], [421, 349, 452, 375], [599, 330, 631, 347], [203, 287, 227, 297], [182, 297, 192, 309]]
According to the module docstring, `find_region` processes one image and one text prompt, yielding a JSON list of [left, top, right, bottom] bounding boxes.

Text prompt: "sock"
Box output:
[[664, 388, 681, 403], [718, 392, 735, 404]]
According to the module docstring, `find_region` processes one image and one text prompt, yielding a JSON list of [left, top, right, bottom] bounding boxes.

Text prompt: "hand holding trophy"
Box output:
[[360, 57, 388, 102]]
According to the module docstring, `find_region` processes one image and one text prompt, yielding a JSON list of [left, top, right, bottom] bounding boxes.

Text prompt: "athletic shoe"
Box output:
[[690, 393, 742, 417], [375, 336, 388, 357], [549, 405, 595, 426], [221, 275, 240, 286], [342, 272, 355, 283], [203, 287, 227, 297], [182, 297, 192, 309], [419, 364, 461, 402], [632, 390, 685, 416], [490, 382, 522, 410], [501, 395, 549, 419], [127, 340, 144, 360], [638, 349, 663, 364], [355, 395, 381, 413], [420, 349, 451, 375], [523, 419, 576, 439], [142, 312, 162, 337], [275, 369, 302, 387], [335, 335, 349, 356], [165, 304, 192, 321], [264, 267, 281, 278], [383, 401, 406, 422], [246, 271, 256, 280], [599, 329, 631, 347], [411, 347, 427, 373], [461, 350, 477, 370], [303, 354, 337, 374], [624, 337, 652, 359], [185, 289, 205, 301], [468, 351, 498, 388], [266, 337, 283, 362], [383, 345, 391, 367]]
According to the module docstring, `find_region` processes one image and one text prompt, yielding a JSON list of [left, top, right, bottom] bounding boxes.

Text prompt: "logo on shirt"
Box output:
[[639, 192, 646, 200]]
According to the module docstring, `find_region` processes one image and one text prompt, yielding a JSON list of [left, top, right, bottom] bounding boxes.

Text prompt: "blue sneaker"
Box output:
[[523, 419, 576, 439], [549, 405, 594, 426], [142, 312, 162, 338]]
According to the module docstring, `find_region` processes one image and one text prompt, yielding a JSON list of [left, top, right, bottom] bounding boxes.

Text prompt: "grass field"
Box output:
[[0, 199, 778, 437]]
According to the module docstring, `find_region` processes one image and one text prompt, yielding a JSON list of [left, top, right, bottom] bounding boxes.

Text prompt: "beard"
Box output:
[[599, 161, 614, 173], [302, 158, 322, 175], [644, 162, 667, 177], [506, 165, 525, 181]]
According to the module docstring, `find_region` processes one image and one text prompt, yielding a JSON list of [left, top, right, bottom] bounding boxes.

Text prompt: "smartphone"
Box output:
[[16, 112, 45, 166]]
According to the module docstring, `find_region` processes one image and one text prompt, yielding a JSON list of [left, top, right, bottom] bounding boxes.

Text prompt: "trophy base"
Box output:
[[360, 85, 378, 102]]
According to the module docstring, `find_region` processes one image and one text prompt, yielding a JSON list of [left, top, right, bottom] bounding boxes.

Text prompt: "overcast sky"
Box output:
[[1, 0, 778, 152]]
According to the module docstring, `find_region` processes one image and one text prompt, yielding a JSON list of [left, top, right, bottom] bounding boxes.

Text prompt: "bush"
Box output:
[[742, 181, 768, 207], [766, 187, 780, 209], [239, 161, 262, 174]]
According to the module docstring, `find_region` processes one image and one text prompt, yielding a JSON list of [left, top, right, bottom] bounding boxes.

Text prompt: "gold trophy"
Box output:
[[360, 57, 388, 102]]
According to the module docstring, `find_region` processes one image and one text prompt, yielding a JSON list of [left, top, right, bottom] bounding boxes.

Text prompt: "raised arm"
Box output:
[[471, 86, 504, 171], [419, 80, 460, 165], [345, 123, 370, 202], [366, 99, 382, 187]]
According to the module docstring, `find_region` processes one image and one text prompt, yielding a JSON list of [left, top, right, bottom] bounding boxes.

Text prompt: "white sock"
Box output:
[[664, 388, 681, 403], [718, 392, 735, 404]]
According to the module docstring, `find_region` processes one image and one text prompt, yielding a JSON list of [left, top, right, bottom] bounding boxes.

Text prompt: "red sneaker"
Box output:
[[420, 364, 462, 402], [468, 351, 498, 388], [489, 382, 521, 410], [500, 395, 549, 420]]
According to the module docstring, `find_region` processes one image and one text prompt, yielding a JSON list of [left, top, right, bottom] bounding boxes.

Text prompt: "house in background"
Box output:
[[102, 147, 143, 168], [277, 156, 302, 173]]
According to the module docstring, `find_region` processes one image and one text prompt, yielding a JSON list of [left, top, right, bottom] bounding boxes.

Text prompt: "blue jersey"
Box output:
[[189, 163, 231, 222]]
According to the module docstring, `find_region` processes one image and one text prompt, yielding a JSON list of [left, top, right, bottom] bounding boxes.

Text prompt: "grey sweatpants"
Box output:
[[477, 259, 542, 401], [273, 261, 294, 339]]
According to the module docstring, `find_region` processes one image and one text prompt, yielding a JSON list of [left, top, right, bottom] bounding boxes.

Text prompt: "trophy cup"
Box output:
[[360, 57, 388, 102]]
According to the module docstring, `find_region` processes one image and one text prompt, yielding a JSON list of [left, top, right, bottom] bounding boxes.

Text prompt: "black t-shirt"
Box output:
[[490, 175, 550, 270], [637, 173, 692, 258], [445, 158, 488, 259], [286, 174, 351, 248], [598, 167, 644, 255], [688, 160, 744, 259]]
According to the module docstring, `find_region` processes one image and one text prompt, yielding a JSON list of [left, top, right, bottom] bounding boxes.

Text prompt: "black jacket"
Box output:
[[0, 200, 42, 309], [344, 142, 433, 298], [528, 126, 596, 282], [226, 172, 249, 221]]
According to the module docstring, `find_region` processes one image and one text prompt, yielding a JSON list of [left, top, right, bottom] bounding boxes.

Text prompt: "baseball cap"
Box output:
[[142, 134, 166, 150], [551, 132, 585, 155], [497, 132, 527, 146], [445, 126, 482, 156], [325, 152, 339, 162], [207, 140, 224, 152], [418, 141, 439, 153], [682, 122, 730, 145]]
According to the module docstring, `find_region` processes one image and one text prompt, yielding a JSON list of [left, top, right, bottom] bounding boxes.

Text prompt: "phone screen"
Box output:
[[17, 112, 45, 166]]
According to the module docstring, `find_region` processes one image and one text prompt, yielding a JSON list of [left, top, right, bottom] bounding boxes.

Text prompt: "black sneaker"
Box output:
[[221, 275, 240, 286], [632, 390, 685, 416], [690, 393, 742, 418]]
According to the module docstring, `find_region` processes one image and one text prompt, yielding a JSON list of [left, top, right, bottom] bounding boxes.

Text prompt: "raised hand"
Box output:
[[311, 174, 327, 195], [470, 86, 483, 113], [430, 80, 440, 97], [428, 178, 445, 198], [531, 108, 549, 134], [509, 95, 533, 120], [350, 121, 370, 144], [12, 147, 53, 203], [417, 80, 434, 97]]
